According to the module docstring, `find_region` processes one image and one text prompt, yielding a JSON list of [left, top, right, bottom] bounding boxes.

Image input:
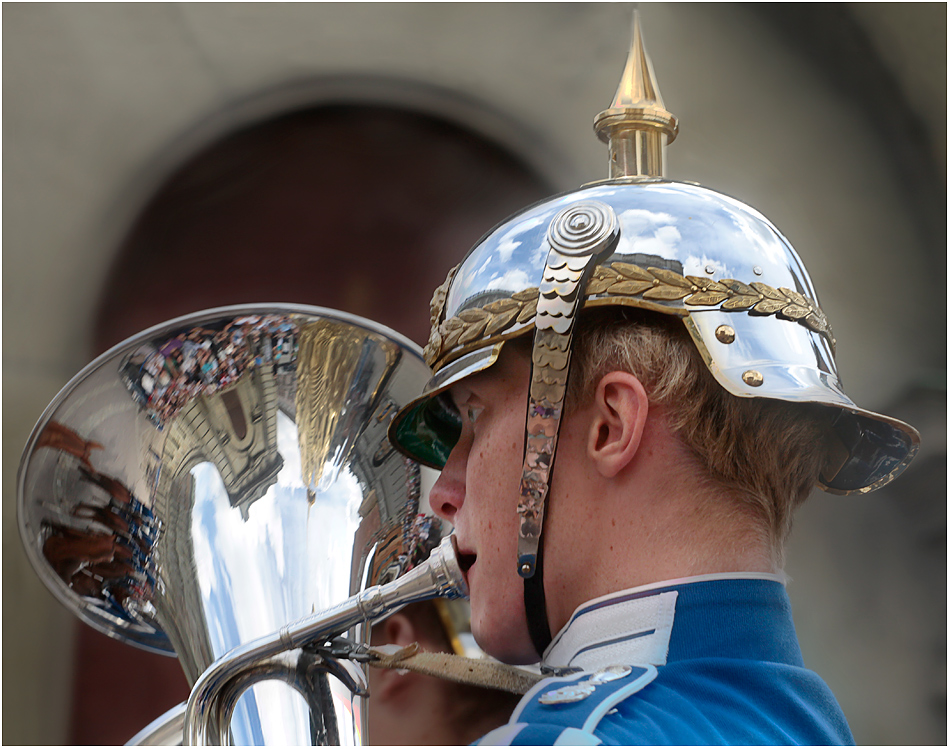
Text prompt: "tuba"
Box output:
[[17, 305, 466, 745]]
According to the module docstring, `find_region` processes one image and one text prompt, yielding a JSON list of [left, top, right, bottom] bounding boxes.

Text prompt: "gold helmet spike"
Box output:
[[593, 10, 678, 178]]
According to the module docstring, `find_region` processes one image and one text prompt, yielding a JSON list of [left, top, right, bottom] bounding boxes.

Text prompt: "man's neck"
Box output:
[[542, 401, 778, 642], [544, 467, 776, 637]]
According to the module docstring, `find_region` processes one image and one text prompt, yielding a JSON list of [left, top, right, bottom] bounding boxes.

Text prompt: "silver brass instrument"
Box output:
[[185, 534, 465, 745], [17, 305, 464, 745]]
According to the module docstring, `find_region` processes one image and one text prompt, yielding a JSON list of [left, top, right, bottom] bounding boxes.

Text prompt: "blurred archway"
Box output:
[[76, 102, 551, 744]]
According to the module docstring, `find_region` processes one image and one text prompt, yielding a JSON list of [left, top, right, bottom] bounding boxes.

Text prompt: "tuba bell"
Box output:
[[17, 305, 465, 745]]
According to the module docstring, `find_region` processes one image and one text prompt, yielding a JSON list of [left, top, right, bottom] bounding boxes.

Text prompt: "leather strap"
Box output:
[[517, 201, 619, 657], [366, 643, 542, 695], [524, 539, 553, 656]]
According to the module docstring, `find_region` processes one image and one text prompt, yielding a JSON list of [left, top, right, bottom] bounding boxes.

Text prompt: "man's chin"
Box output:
[[471, 617, 539, 665]]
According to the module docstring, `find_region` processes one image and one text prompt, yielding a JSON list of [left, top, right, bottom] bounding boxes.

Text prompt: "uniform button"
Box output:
[[589, 665, 633, 684], [539, 683, 596, 705]]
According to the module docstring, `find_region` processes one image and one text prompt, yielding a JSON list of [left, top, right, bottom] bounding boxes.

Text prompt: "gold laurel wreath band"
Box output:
[[424, 262, 835, 369]]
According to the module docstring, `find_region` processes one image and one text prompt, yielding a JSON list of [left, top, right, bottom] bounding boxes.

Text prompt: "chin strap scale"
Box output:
[[516, 200, 620, 656]]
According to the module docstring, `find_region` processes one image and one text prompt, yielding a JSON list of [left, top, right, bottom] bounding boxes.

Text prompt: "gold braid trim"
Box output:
[[423, 262, 835, 368]]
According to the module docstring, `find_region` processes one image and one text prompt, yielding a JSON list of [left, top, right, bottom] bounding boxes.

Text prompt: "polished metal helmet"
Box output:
[[388, 13, 919, 650]]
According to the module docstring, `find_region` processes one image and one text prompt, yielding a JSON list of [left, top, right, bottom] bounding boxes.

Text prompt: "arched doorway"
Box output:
[[75, 102, 551, 744]]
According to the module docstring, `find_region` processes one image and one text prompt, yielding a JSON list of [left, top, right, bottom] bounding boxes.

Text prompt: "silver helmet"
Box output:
[[388, 14, 919, 618]]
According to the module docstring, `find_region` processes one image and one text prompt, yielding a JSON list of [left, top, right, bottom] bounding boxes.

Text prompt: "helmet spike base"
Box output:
[[593, 9, 678, 179]]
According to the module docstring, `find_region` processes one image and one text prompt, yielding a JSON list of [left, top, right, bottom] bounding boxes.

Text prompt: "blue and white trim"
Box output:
[[477, 665, 658, 746], [543, 572, 785, 671]]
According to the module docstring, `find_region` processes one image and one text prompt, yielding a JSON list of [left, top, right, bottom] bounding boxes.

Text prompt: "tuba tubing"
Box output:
[[185, 535, 467, 745]]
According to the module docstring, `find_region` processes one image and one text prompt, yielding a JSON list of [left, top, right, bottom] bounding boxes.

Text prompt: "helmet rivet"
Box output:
[[753, 265, 763, 275], [521, 563, 532, 575], [742, 370, 764, 387], [704, 264, 716, 275], [569, 214, 591, 230], [715, 325, 736, 344]]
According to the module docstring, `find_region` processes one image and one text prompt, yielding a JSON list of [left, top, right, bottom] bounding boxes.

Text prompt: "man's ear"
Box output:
[[369, 612, 417, 699], [377, 612, 417, 648], [586, 371, 649, 478]]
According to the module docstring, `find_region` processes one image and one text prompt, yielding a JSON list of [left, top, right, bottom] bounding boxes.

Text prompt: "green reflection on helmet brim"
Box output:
[[389, 345, 503, 470]]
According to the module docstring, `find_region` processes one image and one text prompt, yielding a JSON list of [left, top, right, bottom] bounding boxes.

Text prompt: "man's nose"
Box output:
[[428, 445, 466, 522]]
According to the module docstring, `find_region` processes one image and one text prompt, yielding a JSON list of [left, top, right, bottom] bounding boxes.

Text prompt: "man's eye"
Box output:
[[435, 394, 461, 428]]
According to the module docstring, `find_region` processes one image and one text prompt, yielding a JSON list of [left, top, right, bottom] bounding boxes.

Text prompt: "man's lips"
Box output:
[[458, 551, 477, 572], [456, 546, 477, 586]]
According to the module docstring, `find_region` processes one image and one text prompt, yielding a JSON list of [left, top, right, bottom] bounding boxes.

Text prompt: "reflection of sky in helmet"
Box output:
[[448, 214, 548, 313], [616, 209, 681, 257], [496, 214, 543, 263], [721, 201, 797, 278], [444, 181, 818, 318], [276, 410, 303, 492]]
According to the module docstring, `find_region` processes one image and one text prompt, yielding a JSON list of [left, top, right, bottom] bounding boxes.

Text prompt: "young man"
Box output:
[[388, 17, 918, 746]]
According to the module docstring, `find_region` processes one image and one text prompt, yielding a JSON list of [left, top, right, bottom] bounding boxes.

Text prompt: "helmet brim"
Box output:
[[388, 345, 502, 470], [819, 406, 920, 494]]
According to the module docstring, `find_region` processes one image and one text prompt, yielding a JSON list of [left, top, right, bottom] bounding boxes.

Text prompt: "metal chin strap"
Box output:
[[518, 201, 620, 655]]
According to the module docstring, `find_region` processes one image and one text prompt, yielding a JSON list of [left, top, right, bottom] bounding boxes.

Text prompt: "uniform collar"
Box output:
[[541, 572, 802, 672]]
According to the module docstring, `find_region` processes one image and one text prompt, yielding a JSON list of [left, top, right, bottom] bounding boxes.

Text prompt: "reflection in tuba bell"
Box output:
[[17, 305, 465, 745]]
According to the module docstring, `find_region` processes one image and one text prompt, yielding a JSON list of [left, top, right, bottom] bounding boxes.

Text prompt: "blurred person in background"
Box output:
[[369, 601, 520, 745]]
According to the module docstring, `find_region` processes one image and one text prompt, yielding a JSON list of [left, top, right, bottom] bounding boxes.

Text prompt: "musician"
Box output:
[[387, 17, 918, 746]]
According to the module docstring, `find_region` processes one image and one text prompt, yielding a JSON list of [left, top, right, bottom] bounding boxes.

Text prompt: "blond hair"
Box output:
[[567, 309, 834, 558]]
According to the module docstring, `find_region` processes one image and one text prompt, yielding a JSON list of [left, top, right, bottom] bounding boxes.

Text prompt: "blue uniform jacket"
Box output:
[[477, 575, 854, 745]]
